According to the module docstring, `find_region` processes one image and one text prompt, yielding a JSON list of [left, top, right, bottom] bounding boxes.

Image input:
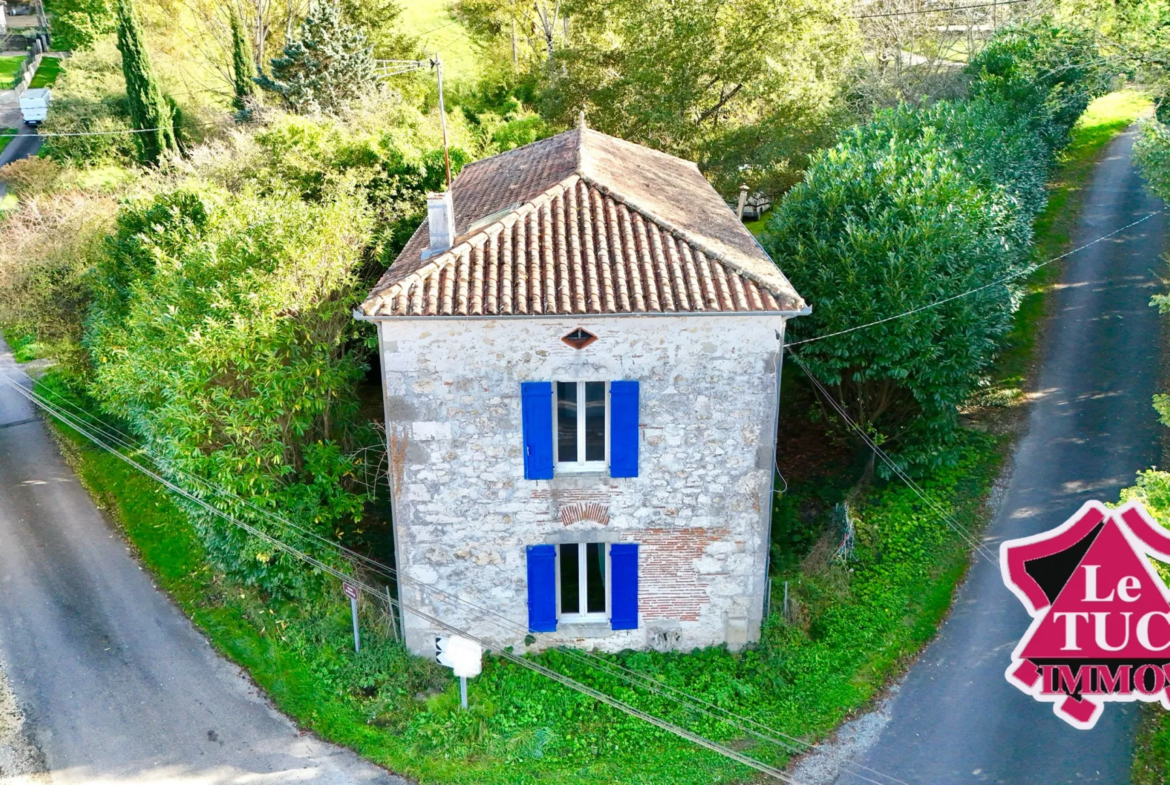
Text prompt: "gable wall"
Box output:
[[376, 313, 786, 655]]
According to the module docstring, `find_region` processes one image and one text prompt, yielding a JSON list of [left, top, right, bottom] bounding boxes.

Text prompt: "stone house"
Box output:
[[356, 122, 808, 655]]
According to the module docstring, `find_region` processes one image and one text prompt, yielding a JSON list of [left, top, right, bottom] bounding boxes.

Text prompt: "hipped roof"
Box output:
[[359, 126, 805, 318]]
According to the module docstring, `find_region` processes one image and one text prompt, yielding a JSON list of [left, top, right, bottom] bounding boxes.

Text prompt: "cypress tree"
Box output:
[[115, 0, 177, 164], [229, 7, 257, 111]]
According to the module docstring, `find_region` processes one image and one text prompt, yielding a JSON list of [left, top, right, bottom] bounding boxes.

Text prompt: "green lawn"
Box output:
[[22, 90, 1150, 785], [28, 57, 63, 89], [0, 56, 25, 88]]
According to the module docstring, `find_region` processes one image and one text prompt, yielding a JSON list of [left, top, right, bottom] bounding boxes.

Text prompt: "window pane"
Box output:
[[586, 543, 606, 614], [557, 382, 578, 463], [560, 543, 580, 614], [584, 382, 606, 462]]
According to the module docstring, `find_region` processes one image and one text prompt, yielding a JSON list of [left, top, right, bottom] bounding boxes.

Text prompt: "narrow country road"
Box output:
[[837, 128, 1169, 782], [0, 125, 41, 170], [0, 342, 404, 783]]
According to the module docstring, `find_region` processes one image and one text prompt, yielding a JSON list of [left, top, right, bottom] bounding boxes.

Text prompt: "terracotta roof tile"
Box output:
[[360, 128, 804, 317]]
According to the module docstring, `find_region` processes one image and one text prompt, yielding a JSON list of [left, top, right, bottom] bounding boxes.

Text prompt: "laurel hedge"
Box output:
[[764, 22, 1108, 469], [83, 185, 376, 595]]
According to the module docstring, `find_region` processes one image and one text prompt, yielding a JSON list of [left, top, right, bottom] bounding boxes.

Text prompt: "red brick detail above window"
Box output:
[[560, 501, 609, 526]]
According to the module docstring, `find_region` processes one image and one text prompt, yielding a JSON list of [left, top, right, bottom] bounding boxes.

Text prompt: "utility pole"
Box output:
[[372, 53, 453, 189], [434, 52, 452, 190]]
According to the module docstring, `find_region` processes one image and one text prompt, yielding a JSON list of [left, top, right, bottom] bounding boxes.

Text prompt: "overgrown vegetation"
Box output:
[[1, 0, 1160, 778], [1129, 84, 1170, 785], [764, 23, 1107, 470]]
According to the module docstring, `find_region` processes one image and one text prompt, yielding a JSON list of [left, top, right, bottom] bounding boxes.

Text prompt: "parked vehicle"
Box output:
[[19, 88, 50, 125]]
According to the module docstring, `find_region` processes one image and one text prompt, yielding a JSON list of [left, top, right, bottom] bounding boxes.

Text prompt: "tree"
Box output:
[[765, 115, 1025, 467], [230, 6, 258, 110], [336, 0, 416, 60], [455, 0, 569, 71], [255, 2, 378, 114], [534, 0, 857, 201], [46, 0, 115, 51], [114, 0, 179, 164]]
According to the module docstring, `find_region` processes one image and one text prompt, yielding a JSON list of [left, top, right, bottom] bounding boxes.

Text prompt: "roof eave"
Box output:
[[353, 304, 811, 322]]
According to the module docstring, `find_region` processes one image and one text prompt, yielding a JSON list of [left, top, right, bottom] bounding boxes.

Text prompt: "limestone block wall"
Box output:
[[376, 314, 787, 655]]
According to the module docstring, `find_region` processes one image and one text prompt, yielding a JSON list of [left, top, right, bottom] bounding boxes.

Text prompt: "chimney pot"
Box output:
[[426, 191, 455, 256]]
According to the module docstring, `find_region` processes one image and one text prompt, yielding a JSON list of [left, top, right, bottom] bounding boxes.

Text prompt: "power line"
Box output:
[[786, 208, 1166, 348], [787, 350, 1001, 566], [0, 371, 814, 784], [2, 373, 915, 785]]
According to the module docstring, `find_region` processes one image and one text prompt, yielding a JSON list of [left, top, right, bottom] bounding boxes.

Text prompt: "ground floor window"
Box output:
[[526, 542, 638, 632], [559, 542, 607, 622]]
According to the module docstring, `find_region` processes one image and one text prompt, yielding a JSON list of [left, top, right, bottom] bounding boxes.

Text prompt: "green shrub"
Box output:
[[966, 22, 1108, 152], [765, 117, 1026, 464], [1135, 120, 1170, 202], [84, 184, 376, 596], [763, 21, 1107, 469]]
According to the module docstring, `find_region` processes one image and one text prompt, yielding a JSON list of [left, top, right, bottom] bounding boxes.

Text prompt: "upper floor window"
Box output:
[[520, 380, 639, 480], [555, 381, 608, 472]]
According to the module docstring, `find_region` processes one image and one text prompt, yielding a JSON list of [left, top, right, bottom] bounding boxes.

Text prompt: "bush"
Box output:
[[1135, 120, 1170, 202], [762, 20, 1107, 469], [765, 114, 1026, 463], [0, 188, 118, 370], [966, 22, 1108, 152], [83, 184, 377, 596]]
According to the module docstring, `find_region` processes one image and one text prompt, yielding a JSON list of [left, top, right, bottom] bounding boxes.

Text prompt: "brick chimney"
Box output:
[[426, 191, 455, 257]]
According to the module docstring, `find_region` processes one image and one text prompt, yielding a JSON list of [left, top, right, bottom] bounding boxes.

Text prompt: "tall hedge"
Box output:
[[84, 185, 374, 595], [764, 22, 1106, 469]]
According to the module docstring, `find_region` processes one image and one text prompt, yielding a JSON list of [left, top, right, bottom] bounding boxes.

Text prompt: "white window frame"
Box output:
[[555, 542, 610, 624], [552, 381, 609, 474]]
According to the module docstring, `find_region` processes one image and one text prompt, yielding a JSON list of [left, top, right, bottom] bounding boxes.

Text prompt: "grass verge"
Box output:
[[28, 57, 62, 89], [25, 90, 1149, 785]]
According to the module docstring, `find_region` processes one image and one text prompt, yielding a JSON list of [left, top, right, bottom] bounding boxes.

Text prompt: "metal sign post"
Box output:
[[344, 582, 360, 653]]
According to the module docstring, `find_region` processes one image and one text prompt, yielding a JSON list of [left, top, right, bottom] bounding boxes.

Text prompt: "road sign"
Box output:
[[343, 582, 358, 600]]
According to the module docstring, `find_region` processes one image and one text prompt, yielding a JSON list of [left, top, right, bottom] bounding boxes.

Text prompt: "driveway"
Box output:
[[0, 339, 404, 783], [835, 128, 1169, 782]]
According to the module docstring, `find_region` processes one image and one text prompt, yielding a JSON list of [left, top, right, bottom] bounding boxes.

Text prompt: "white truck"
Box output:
[[19, 88, 51, 126]]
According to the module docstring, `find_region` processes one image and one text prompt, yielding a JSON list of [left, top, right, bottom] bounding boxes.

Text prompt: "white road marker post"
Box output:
[[344, 581, 360, 653], [436, 635, 483, 710]]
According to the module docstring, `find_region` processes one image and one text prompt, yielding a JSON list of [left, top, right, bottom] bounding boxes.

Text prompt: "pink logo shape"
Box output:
[[1002, 500, 1170, 729]]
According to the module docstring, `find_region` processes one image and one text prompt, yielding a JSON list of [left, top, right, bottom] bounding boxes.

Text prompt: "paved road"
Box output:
[[0, 125, 42, 171], [0, 342, 403, 783], [837, 129, 1169, 783]]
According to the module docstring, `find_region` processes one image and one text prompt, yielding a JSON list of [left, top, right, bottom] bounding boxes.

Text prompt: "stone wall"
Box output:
[[376, 313, 787, 655]]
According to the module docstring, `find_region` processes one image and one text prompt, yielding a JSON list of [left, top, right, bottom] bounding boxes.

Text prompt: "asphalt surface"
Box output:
[[0, 343, 403, 783], [0, 124, 41, 171], [838, 128, 1169, 783]]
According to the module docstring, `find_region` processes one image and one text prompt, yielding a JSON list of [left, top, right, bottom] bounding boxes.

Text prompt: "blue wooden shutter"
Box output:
[[610, 543, 639, 630], [521, 382, 554, 480], [609, 381, 639, 477], [526, 544, 557, 632]]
